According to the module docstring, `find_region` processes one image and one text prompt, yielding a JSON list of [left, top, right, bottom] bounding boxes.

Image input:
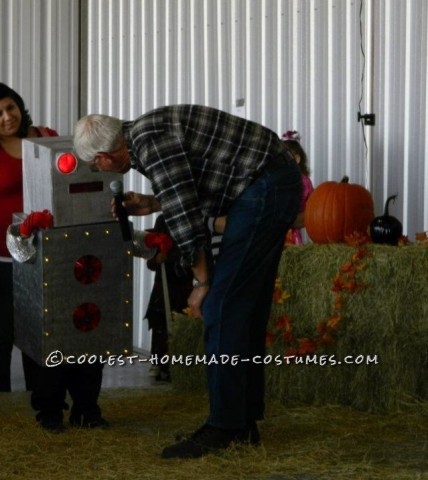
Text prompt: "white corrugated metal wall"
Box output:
[[373, 0, 428, 243], [2, 0, 428, 351], [0, 0, 79, 135], [82, 0, 369, 185]]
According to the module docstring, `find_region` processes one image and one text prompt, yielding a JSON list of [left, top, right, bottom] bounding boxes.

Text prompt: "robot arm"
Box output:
[[7, 210, 173, 263], [132, 230, 173, 259], [6, 210, 53, 264]]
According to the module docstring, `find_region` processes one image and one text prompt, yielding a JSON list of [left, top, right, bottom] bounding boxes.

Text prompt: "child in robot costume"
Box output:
[[7, 211, 170, 432]]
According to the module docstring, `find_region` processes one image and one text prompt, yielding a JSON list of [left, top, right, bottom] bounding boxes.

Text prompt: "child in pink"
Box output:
[[282, 131, 314, 245]]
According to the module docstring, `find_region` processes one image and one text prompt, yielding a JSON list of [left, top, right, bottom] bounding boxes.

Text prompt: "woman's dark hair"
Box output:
[[0, 83, 33, 137]]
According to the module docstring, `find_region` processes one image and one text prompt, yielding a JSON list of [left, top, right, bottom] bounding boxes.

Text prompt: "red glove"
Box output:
[[144, 232, 173, 254], [19, 210, 54, 237]]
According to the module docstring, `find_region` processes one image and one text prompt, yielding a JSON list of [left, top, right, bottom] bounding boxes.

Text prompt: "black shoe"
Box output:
[[175, 422, 260, 444], [69, 412, 110, 429], [36, 411, 64, 433], [162, 423, 260, 459]]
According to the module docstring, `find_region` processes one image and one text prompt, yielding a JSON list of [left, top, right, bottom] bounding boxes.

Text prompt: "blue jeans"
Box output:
[[202, 158, 302, 429]]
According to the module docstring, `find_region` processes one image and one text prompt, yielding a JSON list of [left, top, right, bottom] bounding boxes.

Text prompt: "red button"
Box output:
[[57, 153, 78, 174]]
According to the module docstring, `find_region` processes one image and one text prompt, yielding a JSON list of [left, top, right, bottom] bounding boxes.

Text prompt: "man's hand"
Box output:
[[187, 285, 210, 319], [189, 248, 210, 318], [111, 191, 161, 217]]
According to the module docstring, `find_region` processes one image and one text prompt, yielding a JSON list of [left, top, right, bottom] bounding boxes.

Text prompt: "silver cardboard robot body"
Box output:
[[13, 220, 133, 365]]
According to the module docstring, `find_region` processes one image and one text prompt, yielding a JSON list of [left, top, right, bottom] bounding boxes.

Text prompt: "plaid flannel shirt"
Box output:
[[123, 105, 285, 266]]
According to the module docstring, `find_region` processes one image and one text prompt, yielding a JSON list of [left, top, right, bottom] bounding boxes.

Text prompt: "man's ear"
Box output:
[[95, 152, 113, 168]]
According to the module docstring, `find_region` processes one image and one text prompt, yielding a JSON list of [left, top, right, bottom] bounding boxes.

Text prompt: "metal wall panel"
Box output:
[[373, 0, 428, 239], [82, 0, 371, 195], [0, 0, 79, 135]]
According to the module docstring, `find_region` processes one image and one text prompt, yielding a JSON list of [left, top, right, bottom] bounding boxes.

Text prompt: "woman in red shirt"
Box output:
[[0, 83, 57, 392]]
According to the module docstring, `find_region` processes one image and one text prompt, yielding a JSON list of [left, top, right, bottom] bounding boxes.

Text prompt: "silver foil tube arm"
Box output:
[[132, 230, 157, 259], [8, 222, 156, 263], [6, 223, 37, 264]]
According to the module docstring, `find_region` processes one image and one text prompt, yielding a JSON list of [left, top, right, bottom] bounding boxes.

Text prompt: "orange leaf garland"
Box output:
[[273, 277, 291, 304], [266, 238, 371, 359], [326, 314, 341, 330], [297, 338, 318, 355]]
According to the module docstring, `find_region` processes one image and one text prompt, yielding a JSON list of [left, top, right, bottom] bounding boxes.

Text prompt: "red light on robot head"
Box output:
[[56, 153, 78, 174]]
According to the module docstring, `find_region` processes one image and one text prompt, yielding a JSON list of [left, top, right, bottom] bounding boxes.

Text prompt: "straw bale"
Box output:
[[170, 243, 428, 413]]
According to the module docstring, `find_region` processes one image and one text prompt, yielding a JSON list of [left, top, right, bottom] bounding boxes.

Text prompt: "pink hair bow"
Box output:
[[282, 130, 301, 142]]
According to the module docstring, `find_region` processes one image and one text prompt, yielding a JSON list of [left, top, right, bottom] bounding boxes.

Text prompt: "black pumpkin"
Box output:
[[370, 194, 403, 245]]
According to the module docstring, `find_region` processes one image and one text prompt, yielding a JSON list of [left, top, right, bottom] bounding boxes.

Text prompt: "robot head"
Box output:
[[23, 136, 123, 227]]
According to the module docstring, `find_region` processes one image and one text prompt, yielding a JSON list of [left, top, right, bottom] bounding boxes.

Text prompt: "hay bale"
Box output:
[[170, 243, 428, 413], [169, 313, 206, 391]]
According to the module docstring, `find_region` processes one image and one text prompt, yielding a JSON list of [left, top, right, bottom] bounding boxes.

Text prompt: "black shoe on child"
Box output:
[[36, 411, 65, 433], [161, 422, 260, 459]]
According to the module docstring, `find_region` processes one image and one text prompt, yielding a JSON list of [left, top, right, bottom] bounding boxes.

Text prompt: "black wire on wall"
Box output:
[[358, 0, 369, 165]]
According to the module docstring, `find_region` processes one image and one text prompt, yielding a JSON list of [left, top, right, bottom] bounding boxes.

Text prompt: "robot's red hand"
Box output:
[[144, 232, 173, 254], [19, 210, 54, 237]]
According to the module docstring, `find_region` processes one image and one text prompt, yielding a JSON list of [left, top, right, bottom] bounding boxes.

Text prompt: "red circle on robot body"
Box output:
[[74, 255, 102, 284], [57, 153, 78, 174], [73, 303, 101, 332]]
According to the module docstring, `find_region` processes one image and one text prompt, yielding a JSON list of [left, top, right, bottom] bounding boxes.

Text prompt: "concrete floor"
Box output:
[[10, 346, 162, 392]]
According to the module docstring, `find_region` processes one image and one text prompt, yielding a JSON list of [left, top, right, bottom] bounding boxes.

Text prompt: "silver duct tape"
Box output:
[[6, 224, 37, 263]]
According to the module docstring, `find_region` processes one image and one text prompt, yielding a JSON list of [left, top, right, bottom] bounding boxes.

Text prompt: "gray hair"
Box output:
[[73, 114, 123, 162]]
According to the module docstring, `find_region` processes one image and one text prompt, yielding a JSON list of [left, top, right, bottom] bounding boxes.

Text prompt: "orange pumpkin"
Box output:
[[304, 176, 374, 243]]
